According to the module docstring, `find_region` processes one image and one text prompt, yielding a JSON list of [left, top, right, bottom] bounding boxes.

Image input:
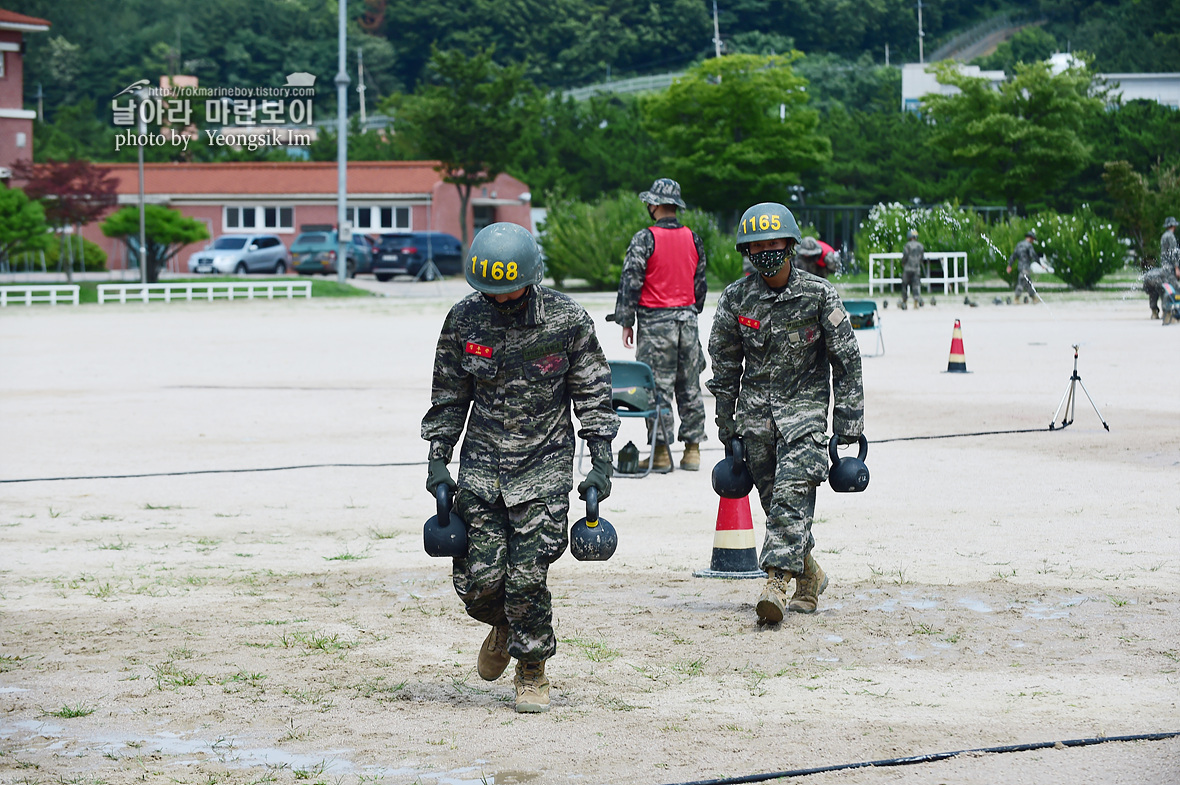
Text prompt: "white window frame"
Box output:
[[347, 205, 412, 232], [223, 205, 295, 234]]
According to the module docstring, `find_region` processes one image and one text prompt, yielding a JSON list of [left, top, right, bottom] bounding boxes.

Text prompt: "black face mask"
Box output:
[[748, 248, 789, 276], [485, 289, 530, 316]]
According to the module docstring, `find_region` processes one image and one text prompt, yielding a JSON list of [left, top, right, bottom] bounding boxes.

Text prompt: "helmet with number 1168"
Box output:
[[465, 222, 544, 294]]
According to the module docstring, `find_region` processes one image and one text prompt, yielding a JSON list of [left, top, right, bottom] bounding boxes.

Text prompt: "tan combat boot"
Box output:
[[514, 660, 550, 713], [1151, 307, 1160, 320], [477, 624, 511, 681], [755, 568, 792, 623], [680, 443, 701, 471], [645, 445, 673, 472], [789, 553, 829, 614]]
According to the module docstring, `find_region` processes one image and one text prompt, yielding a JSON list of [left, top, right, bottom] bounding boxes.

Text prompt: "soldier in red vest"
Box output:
[[611, 178, 708, 472]]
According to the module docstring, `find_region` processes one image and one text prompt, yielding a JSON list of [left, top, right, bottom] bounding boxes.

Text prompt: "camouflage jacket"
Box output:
[[612, 216, 707, 328], [707, 268, 864, 444], [901, 240, 925, 273], [1161, 230, 1178, 266], [1009, 239, 1037, 269], [422, 286, 620, 506]]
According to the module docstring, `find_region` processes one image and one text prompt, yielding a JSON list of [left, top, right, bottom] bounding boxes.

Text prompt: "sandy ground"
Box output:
[[1, 282, 1178, 785]]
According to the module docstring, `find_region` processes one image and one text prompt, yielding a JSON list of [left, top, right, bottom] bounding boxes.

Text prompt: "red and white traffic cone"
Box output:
[[693, 496, 765, 579], [945, 319, 969, 373]]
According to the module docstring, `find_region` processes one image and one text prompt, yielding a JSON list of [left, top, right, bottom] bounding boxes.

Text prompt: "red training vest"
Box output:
[[639, 226, 698, 309]]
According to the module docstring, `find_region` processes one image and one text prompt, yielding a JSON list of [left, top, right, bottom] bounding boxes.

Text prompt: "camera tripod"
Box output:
[[1049, 345, 1109, 431]]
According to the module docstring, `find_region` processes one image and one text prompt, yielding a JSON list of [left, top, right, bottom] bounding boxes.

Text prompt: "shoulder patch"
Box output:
[[829, 309, 846, 327]]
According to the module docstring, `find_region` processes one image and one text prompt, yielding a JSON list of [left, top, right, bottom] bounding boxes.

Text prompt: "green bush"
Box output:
[[854, 201, 993, 282], [538, 191, 644, 289], [43, 235, 108, 272], [539, 193, 739, 290], [982, 217, 1039, 286], [1035, 206, 1126, 289]]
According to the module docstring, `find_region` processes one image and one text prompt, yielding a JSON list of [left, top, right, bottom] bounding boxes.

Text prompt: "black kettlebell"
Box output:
[[712, 438, 754, 499], [828, 434, 870, 493], [423, 484, 468, 558], [570, 486, 617, 561]]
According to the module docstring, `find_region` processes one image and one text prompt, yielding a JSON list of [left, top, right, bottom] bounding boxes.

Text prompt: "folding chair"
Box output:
[[578, 360, 674, 478], [843, 299, 884, 357]]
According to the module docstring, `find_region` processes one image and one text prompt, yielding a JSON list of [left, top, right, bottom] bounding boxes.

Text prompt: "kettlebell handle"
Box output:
[[730, 438, 745, 472], [435, 483, 454, 527], [584, 485, 599, 527], [828, 433, 868, 464]]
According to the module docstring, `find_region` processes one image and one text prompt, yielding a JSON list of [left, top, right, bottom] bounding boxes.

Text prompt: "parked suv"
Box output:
[[372, 231, 464, 281], [290, 231, 372, 277], [188, 234, 290, 275]]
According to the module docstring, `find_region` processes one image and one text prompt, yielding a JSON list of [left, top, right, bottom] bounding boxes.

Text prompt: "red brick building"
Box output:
[[0, 8, 49, 179], [81, 161, 533, 271]]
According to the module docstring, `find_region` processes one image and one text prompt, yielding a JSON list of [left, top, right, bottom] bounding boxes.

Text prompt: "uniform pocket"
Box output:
[[537, 496, 570, 564], [461, 353, 498, 381], [524, 353, 570, 380]]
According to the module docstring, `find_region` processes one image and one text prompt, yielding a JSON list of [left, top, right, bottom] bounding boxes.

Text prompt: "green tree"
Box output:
[[101, 205, 209, 283], [512, 92, 662, 206], [0, 187, 51, 269], [642, 53, 831, 220], [1103, 160, 1180, 267], [973, 26, 1059, 74], [922, 59, 1104, 214], [381, 46, 534, 248]]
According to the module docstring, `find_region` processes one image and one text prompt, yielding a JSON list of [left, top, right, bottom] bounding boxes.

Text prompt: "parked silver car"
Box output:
[[188, 234, 291, 275]]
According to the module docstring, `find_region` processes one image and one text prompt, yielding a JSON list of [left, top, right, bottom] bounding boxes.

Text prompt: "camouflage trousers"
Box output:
[[1143, 268, 1178, 311], [1014, 264, 1034, 297], [743, 430, 829, 576], [635, 313, 707, 445], [452, 490, 570, 662], [901, 269, 922, 303]]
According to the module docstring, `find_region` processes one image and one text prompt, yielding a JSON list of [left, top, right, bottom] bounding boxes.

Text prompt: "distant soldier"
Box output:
[[612, 178, 708, 472], [1143, 217, 1180, 323], [707, 202, 864, 623], [899, 229, 924, 309], [422, 223, 619, 713], [1007, 228, 1039, 304], [794, 236, 838, 279]]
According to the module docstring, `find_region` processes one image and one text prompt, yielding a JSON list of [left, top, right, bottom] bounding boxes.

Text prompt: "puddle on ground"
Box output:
[[957, 597, 993, 613]]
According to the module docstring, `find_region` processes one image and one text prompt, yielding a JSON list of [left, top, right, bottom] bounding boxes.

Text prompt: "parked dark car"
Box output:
[[372, 231, 464, 281], [291, 231, 372, 277]]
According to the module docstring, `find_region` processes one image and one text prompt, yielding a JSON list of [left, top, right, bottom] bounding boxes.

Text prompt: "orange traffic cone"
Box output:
[[945, 319, 969, 373], [693, 496, 766, 579]]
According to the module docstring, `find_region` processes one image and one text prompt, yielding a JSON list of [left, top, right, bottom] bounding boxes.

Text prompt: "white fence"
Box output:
[[98, 281, 312, 304], [868, 251, 970, 295], [0, 285, 81, 307]]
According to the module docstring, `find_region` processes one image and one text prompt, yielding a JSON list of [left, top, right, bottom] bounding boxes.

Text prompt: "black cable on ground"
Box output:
[[2, 427, 1060, 484], [655, 731, 1180, 785], [0, 461, 426, 485]]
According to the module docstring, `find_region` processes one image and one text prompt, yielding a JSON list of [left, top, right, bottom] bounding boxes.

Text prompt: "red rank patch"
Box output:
[[465, 341, 493, 358], [738, 315, 762, 330]]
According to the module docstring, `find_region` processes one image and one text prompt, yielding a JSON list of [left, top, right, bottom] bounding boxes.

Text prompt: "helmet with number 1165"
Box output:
[[465, 222, 544, 294], [736, 202, 802, 275]]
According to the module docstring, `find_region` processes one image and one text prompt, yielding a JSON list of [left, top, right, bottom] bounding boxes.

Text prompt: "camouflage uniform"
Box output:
[[422, 285, 619, 661], [1143, 259, 1180, 318], [707, 268, 864, 575], [1009, 238, 1038, 298], [900, 239, 925, 305], [1162, 227, 1179, 266], [613, 216, 708, 445]]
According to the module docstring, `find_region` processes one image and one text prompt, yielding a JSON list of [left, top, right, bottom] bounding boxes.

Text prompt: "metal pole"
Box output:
[[335, 0, 351, 283], [712, 1, 722, 58], [917, 0, 925, 64], [357, 47, 366, 128], [137, 92, 148, 284]]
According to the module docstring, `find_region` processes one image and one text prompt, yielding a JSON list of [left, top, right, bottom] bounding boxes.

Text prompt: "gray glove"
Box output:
[[426, 457, 455, 495], [578, 439, 613, 502], [717, 416, 737, 454], [837, 433, 860, 446]]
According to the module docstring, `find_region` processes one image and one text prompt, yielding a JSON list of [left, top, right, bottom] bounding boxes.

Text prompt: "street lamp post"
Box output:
[[335, 0, 351, 283]]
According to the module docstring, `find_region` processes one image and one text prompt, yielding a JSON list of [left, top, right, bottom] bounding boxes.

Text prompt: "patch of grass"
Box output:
[[97, 538, 131, 551], [324, 547, 370, 562], [81, 513, 122, 522], [671, 657, 707, 677], [352, 675, 407, 701], [561, 635, 619, 662], [281, 630, 352, 653], [152, 661, 209, 689], [142, 503, 180, 510], [367, 527, 401, 541], [1107, 594, 1130, 607], [0, 654, 23, 672], [86, 582, 116, 599], [43, 703, 95, 718]]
